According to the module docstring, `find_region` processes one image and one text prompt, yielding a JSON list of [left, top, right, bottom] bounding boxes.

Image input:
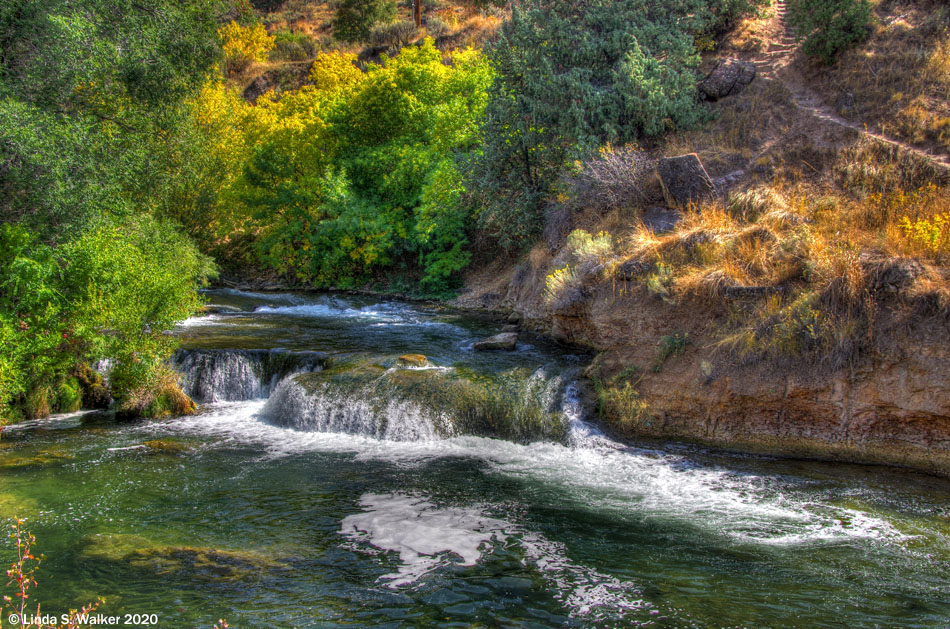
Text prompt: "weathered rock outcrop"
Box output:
[[699, 59, 756, 101], [657, 154, 716, 206], [453, 247, 950, 476]]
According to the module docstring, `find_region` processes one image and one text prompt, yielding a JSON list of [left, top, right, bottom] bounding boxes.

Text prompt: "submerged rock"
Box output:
[[142, 439, 194, 453], [397, 354, 428, 368], [0, 447, 74, 470], [79, 534, 286, 581], [473, 332, 519, 351]]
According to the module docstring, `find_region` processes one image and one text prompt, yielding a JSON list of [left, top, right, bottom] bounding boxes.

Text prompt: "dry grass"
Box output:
[[808, 0, 950, 153], [718, 3, 776, 54], [664, 77, 799, 174]]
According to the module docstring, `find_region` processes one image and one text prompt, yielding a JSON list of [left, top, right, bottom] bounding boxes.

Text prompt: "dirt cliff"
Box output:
[[454, 246, 950, 476]]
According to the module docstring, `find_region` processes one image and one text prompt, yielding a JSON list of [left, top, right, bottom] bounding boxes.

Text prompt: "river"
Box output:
[[1, 290, 948, 627]]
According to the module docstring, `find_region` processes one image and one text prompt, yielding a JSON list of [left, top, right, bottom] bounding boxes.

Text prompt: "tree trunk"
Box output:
[[413, 0, 422, 28]]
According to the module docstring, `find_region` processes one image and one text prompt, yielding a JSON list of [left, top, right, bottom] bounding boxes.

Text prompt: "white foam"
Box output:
[[341, 493, 507, 586], [178, 314, 226, 328], [154, 400, 906, 549], [340, 492, 648, 618]]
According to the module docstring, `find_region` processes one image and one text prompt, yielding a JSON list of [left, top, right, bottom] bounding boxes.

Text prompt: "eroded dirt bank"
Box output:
[[453, 250, 950, 476]]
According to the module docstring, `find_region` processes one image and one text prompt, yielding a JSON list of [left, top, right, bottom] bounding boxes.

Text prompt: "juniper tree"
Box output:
[[468, 0, 763, 250]]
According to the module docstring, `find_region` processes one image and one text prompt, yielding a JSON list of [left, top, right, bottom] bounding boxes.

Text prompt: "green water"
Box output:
[[1, 291, 948, 628]]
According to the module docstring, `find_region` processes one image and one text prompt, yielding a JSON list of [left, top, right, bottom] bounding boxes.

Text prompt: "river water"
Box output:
[[1, 290, 948, 627]]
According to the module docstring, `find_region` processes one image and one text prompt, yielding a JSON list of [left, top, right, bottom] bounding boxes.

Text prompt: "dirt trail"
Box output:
[[753, 0, 950, 171]]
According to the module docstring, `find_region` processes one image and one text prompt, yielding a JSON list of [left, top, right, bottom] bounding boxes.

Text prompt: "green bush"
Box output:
[[333, 0, 398, 43], [788, 0, 873, 64], [368, 20, 419, 51], [0, 217, 213, 421], [271, 29, 317, 61], [468, 0, 765, 250]]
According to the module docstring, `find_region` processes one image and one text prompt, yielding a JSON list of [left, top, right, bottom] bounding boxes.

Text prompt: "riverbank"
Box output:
[[451, 246, 950, 478], [205, 277, 950, 477]]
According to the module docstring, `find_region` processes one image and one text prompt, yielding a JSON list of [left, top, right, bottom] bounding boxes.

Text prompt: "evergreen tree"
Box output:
[[468, 0, 761, 250], [333, 0, 398, 43]]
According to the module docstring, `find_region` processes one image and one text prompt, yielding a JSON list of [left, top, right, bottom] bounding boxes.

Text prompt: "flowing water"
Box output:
[[1, 290, 948, 627]]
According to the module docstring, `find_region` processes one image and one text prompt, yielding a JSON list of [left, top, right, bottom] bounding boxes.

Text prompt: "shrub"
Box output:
[[544, 265, 580, 303], [220, 21, 276, 74], [727, 186, 787, 222], [0, 217, 212, 421], [566, 229, 614, 264], [425, 16, 452, 38], [787, 0, 873, 64], [368, 20, 419, 52], [3, 518, 103, 629], [270, 29, 317, 61], [567, 146, 655, 214], [653, 332, 691, 371], [333, 0, 398, 43], [899, 212, 950, 261], [469, 0, 762, 250]]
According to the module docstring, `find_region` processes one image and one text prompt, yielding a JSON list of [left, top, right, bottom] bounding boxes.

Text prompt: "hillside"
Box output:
[[453, 0, 950, 473]]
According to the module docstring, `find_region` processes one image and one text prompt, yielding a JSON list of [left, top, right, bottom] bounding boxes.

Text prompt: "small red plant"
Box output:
[[3, 517, 102, 628]]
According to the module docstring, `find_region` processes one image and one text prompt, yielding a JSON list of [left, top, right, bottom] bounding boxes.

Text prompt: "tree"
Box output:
[[0, 0, 222, 419], [0, 0, 223, 238], [332, 0, 398, 43], [467, 0, 763, 250]]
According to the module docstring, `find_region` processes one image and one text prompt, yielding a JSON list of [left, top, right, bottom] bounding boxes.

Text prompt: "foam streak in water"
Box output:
[[162, 398, 906, 549], [340, 492, 648, 619]]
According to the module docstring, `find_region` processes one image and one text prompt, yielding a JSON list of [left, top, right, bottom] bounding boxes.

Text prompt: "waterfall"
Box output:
[[257, 365, 571, 443], [262, 376, 448, 441], [176, 349, 328, 403]]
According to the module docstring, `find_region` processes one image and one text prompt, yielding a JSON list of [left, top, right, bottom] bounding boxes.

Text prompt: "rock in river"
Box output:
[[473, 332, 518, 351], [397, 354, 429, 367]]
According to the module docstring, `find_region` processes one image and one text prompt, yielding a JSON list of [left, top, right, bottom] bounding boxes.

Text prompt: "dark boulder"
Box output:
[[699, 59, 756, 101], [640, 206, 683, 233], [657, 154, 716, 207]]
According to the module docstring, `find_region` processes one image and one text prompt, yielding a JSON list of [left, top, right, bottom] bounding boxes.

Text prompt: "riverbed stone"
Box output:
[[472, 332, 519, 351], [397, 354, 428, 367]]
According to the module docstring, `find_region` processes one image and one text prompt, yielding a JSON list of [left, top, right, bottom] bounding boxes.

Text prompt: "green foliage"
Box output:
[[220, 20, 275, 73], [368, 20, 420, 52], [229, 42, 494, 291], [653, 332, 691, 371], [333, 0, 398, 43], [591, 365, 651, 431], [899, 212, 950, 260], [566, 230, 614, 263], [788, 0, 873, 64], [646, 263, 675, 300], [271, 29, 318, 61], [0, 0, 222, 236], [0, 218, 212, 421], [468, 0, 763, 250]]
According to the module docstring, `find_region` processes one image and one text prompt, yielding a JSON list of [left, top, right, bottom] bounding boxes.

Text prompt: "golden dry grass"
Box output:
[[808, 0, 950, 153]]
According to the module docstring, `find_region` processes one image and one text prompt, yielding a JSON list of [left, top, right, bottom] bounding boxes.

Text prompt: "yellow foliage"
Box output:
[[219, 21, 275, 73], [308, 51, 364, 92]]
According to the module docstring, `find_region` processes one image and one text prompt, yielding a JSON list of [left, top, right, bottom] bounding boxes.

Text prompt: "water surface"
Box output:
[[1, 290, 948, 627]]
